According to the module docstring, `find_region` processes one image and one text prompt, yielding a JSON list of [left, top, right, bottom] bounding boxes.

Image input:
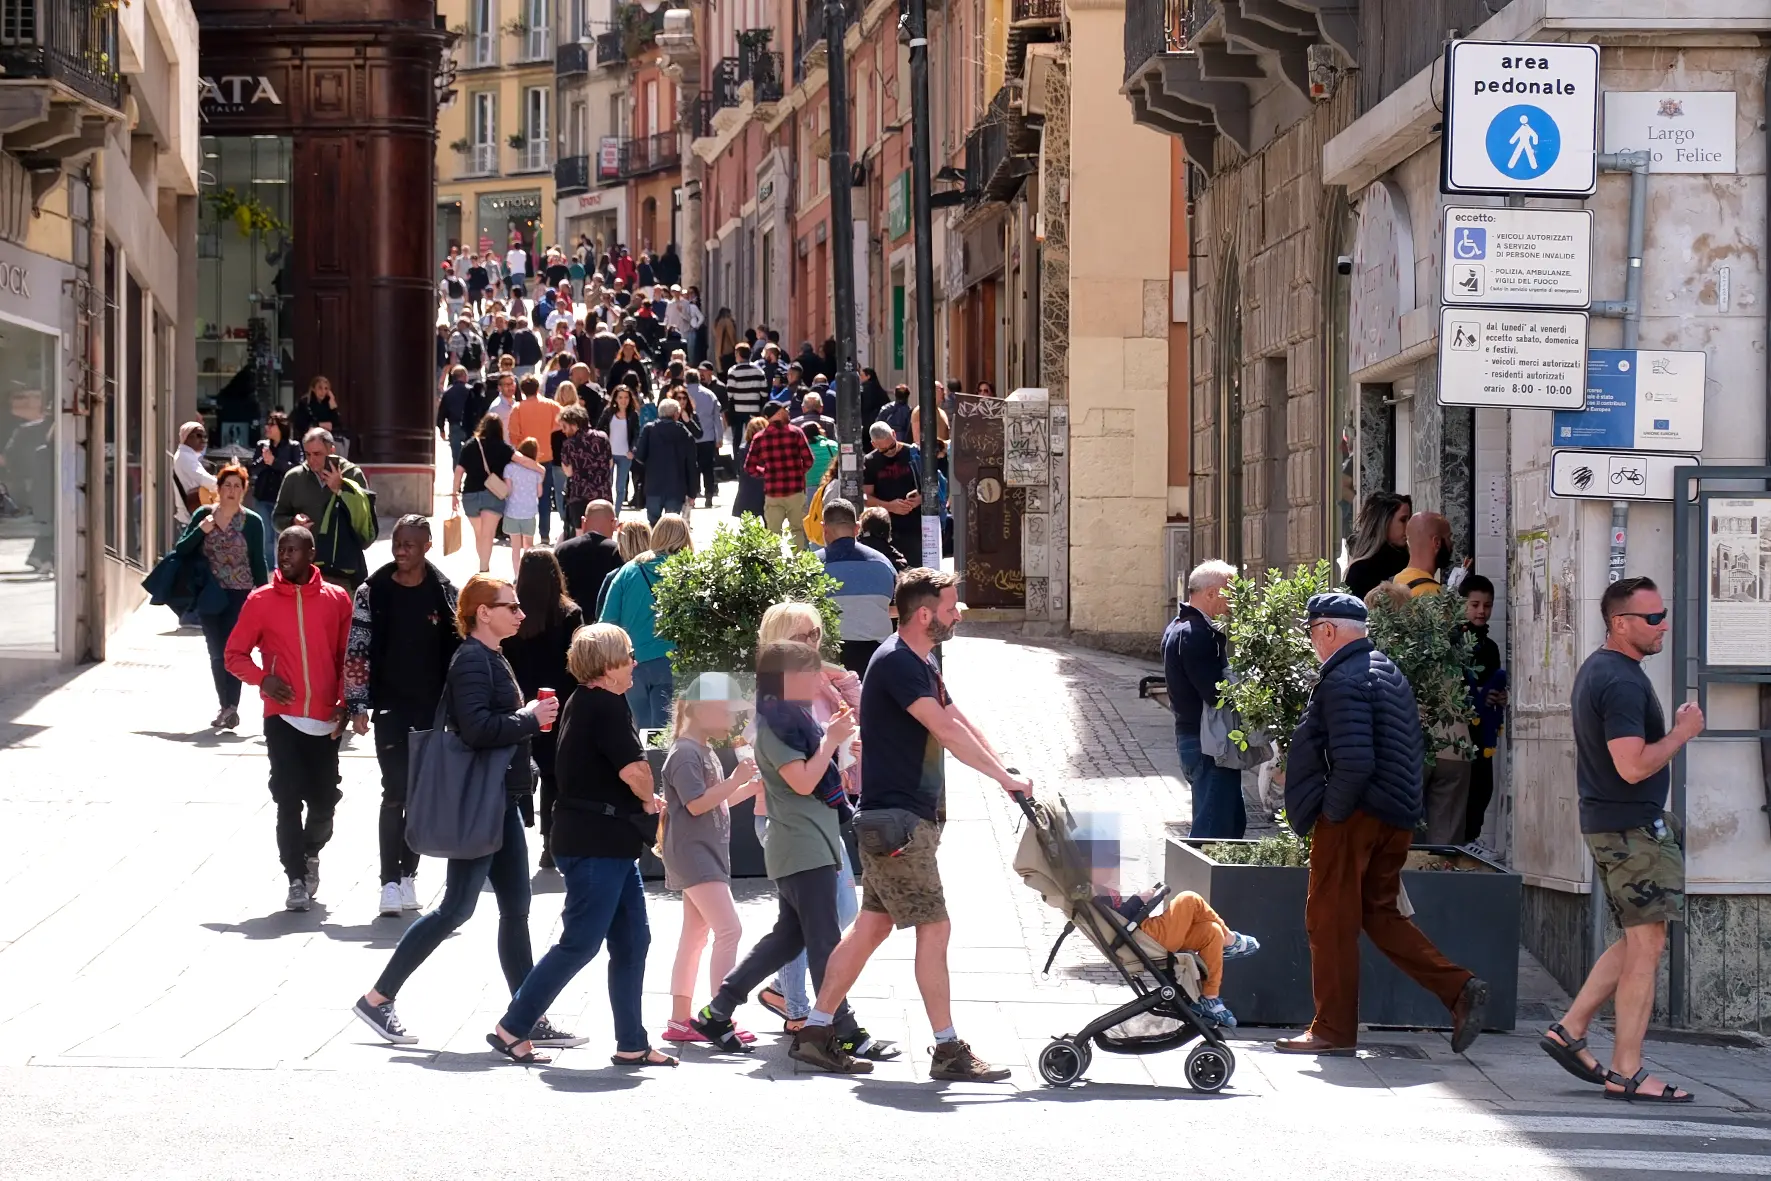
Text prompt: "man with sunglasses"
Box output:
[[1541, 576, 1702, 1103]]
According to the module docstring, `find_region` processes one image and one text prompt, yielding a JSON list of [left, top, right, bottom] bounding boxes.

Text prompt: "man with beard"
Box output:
[[796, 568, 1032, 1081]]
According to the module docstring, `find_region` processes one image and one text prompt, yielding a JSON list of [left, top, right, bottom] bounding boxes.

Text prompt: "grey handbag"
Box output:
[[404, 656, 518, 859]]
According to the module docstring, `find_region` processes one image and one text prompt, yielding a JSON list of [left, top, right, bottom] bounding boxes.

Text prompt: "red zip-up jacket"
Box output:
[[224, 569, 353, 723]]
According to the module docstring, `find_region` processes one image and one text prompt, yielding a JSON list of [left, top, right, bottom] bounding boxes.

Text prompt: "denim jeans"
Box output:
[[373, 802, 534, 999], [539, 462, 562, 539], [499, 856, 651, 1052], [645, 495, 684, 525], [447, 423, 469, 470], [711, 864, 858, 1038], [254, 498, 280, 566], [613, 456, 633, 508], [1177, 730, 1247, 840], [626, 655, 674, 730], [770, 836, 858, 1019], [198, 588, 251, 709]]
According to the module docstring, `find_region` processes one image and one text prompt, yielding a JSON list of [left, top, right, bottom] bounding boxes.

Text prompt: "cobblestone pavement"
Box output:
[[5, 463, 1771, 1176]]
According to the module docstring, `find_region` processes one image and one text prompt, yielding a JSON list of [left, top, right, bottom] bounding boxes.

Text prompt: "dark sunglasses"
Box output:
[[1615, 610, 1668, 625]]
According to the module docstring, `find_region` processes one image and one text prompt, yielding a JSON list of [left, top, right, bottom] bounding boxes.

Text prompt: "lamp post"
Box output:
[[905, 0, 937, 566], [823, 0, 864, 503]]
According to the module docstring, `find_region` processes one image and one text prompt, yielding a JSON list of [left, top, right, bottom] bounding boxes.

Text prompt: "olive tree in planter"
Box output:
[[647, 516, 842, 879]]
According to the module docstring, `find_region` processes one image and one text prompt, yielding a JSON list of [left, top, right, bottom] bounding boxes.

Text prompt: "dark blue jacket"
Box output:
[[1284, 637, 1424, 836], [1160, 603, 1226, 737]]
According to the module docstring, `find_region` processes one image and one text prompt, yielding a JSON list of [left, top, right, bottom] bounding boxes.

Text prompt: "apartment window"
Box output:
[[125, 273, 145, 566], [799, 114, 814, 206], [644, 80, 659, 139], [524, 86, 550, 170], [525, 0, 551, 60], [472, 92, 498, 174], [856, 70, 870, 155], [570, 99, 587, 156], [570, 0, 586, 39], [102, 241, 118, 555], [470, 0, 496, 67]]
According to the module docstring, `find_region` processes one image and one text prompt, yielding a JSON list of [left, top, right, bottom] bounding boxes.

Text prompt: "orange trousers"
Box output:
[[1304, 809, 1473, 1046], [1139, 890, 1228, 994]]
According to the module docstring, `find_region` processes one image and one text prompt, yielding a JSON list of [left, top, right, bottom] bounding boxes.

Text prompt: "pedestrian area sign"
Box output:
[[1442, 40, 1599, 196], [1437, 307, 1587, 409], [1551, 449, 1694, 502], [1441, 206, 1592, 308], [1554, 349, 1706, 452]]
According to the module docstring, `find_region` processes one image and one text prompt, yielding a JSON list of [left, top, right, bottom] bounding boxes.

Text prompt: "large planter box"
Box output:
[[1164, 836, 1520, 1031], [639, 743, 768, 881]]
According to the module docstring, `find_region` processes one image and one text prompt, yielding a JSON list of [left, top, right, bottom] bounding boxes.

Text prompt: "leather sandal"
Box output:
[[486, 1032, 552, 1065], [1539, 1022, 1607, 1084], [1604, 1066, 1693, 1104]]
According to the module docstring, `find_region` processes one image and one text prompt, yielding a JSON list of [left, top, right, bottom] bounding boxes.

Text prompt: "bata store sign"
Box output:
[[199, 72, 286, 124]]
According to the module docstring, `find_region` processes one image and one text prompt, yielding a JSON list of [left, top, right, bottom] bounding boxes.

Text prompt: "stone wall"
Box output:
[[1190, 87, 1355, 573]]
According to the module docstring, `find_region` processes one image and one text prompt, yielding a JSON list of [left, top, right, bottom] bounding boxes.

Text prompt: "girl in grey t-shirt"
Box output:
[[660, 693, 760, 1046]]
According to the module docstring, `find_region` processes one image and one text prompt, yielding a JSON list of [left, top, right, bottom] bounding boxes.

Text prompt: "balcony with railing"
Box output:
[[618, 131, 681, 177], [743, 48, 783, 105], [711, 57, 741, 110], [963, 86, 1035, 207], [461, 142, 499, 177], [798, 0, 856, 76], [556, 154, 591, 196], [519, 140, 552, 171], [595, 30, 626, 66], [465, 29, 498, 68], [686, 93, 717, 140], [0, 0, 123, 109], [557, 41, 590, 77], [1011, 0, 1063, 23]]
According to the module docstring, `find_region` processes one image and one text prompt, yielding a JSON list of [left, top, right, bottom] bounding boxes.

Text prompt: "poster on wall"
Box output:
[[1706, 498, 1771, 666]]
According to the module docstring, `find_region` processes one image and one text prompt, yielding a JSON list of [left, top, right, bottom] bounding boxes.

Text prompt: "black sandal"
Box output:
[[757, 988, 790, 1021], [1539, 1022, 1607, 1084], [1604, 1066, 1694, 1104], [486, 1032, 553, 1065], [611, 1048, 678, 1069]]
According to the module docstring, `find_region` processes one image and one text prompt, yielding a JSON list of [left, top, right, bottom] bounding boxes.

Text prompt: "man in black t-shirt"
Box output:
[[1544, 576, 1703, 1103], [795, 568, 1032, 1083], [554, 501, 622, 610], [344, 517, 461, 917], [862, 423, 923, 566]]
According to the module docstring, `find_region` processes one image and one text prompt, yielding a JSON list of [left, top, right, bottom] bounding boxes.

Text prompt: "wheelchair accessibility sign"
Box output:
[[1442, 40, 1599, 196], [1440, 206, 1592, 308]]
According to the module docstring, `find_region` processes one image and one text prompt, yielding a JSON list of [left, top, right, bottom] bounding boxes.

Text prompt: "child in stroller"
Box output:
[[1101, 889, 1260, 1027]]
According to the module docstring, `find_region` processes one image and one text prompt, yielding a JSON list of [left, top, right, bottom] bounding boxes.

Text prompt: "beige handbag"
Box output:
[[477, 438, 510, 499]]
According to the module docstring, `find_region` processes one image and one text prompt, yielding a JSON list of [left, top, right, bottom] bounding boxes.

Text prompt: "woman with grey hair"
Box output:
[[632, 396, 699, 524]]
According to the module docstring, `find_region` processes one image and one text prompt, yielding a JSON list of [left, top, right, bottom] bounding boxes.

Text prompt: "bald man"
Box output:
[[1397, 512, 1452, 597]]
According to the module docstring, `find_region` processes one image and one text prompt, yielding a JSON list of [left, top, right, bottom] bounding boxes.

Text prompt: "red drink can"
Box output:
[[537, 686, 556, 732]]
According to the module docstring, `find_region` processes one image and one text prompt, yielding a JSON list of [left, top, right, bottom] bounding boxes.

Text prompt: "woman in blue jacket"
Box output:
[[598, 513, 691, 728]]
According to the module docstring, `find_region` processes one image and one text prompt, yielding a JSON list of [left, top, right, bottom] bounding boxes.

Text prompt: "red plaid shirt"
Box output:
[[744, 420, 815, 499]]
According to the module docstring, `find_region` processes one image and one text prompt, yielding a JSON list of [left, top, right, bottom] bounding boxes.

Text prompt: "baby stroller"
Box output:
[[1014, 794, 1237, 1091]]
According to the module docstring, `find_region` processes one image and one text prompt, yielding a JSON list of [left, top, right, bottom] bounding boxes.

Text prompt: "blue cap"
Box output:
[[1306, 592, 1368, 623]]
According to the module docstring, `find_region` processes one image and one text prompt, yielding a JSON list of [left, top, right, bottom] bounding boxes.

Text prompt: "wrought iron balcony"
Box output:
[[618, 130, 681, 178], [0, 0, 122, 109], [711, 57, 741, 110], [521, 140, 551, 171], [963, 86, 1035, 206], [557, 41, 590, 77], [556, 154, 591, 196], [743, 48, 783, 104], [1011, 0, 1062, 23], [1123, 0, 1187, 83], [595, 30, 626, 66], [686, 94, 717, 140]]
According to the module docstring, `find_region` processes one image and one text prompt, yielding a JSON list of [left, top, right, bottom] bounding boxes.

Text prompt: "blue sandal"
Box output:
[[1224, 932, 1261, 960]]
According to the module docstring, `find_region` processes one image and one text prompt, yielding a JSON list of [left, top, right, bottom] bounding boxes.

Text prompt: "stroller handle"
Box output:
[[1007, 768, 1038, 822]]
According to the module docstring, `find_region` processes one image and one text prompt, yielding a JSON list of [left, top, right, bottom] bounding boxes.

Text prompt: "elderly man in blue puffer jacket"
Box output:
[[1275, 592, 1488, 1058]]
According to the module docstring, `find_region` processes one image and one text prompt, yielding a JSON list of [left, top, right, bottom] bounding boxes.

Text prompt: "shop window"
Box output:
[[197, 135, 295, 447], [126, 273, 145, 565], [0, 322, 60, 650], [102, 241, 118, 556], [1326, 197, 1358, 570], [1219, 258, 1243, 570]]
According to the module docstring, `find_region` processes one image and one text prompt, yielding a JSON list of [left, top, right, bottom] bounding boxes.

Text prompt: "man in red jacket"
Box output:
[[225, 526, 354, 912]]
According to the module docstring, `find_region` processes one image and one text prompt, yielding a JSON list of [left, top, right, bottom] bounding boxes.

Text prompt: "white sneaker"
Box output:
[[399, 876, 420, 911], [379, 882, 403, 917]]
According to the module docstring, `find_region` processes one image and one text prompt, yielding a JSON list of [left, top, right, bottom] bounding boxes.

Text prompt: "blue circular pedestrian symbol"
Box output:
[[1485, 104, 1560, 180]]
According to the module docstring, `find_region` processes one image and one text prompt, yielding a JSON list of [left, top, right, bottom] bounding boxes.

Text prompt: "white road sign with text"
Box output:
[[1443, 40, 1600, 196], [1441, 206, 1592, 308], [1437, 307, 1588, 409]]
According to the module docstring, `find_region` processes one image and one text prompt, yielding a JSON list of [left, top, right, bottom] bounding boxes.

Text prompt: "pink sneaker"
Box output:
[[663, 1020, 707, 1043]]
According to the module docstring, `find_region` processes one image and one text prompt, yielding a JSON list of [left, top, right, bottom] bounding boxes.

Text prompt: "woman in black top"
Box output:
[[1343, 491, 1412, 599], [489, 622, 674, 1067], [249, 410, 300, 565], [502, 548, 583, 869], [453, 414, 515, 574], [355, 574, 581, 1051], [291, 375, 344, 442]]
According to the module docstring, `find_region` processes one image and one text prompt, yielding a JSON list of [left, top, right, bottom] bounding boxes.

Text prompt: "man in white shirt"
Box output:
[[488, 372, 517, 426], [505, 243, 529, 290], [664, 285, 704, 339], [172, 421, 218, 528]]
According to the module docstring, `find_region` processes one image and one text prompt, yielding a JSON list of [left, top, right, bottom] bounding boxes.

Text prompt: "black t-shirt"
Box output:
[[550, 686, 651, 858], [460, 436, 514, 493], [1571, 647, 1669, 834], [379, 580, 448, 711], [1344, 545, 1408, 599], [858, 634, 950, 823], [555, 532, 622, 612], [546, 263, 570, 285], [864, 446, 919, 505]]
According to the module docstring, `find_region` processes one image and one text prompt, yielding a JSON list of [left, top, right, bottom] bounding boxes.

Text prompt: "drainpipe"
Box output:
[[1587, 149, 1650, 996], [85, 150, 107, 664]]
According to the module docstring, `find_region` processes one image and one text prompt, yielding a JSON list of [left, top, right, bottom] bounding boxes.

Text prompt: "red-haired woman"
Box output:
[[173, 461, 269, 729]]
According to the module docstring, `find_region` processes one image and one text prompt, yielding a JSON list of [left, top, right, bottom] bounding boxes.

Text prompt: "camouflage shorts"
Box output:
[[1585, 821, 1685, 927], [859, 819, 947, 929]]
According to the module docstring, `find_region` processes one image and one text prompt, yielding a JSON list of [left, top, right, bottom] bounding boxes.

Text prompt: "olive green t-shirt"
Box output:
[[755, 721, 842, 879]]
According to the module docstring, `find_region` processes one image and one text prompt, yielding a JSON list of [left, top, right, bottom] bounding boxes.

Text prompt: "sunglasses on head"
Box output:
[[1616, 610, 1668, 625]]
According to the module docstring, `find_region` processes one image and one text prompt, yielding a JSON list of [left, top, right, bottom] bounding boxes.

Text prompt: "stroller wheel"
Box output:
[[1038, 1039, 1088, 1087], [1184, 1043, 1234, 1093]]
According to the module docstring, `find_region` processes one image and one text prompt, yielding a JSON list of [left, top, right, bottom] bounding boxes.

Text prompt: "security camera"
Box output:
[[1336, 254, 1353, 276]]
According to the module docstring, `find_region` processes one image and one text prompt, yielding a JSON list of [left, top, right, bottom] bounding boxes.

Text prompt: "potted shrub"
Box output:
[[1164, 561, 1519, 1030], [649, 516, 844, 878]]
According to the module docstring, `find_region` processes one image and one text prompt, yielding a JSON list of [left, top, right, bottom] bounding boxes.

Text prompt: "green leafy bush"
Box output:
[[652, 515, 842, 687], [1217, 560, 1335, 759], [1197, 811, 1312, 867], [1366, 586, 1480, 765]]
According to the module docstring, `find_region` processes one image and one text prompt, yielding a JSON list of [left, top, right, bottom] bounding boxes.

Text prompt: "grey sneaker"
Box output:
[[353, 996, 417, 1045], [529, 1017, 589, 1048], [284, 879, 311, 912], [788, 1025, 873, 1074], [303, 856, 320, 903], [929, 1040, 1011, 1082]]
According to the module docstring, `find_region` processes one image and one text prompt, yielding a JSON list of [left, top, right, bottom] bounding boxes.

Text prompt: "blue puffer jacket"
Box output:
[[1284, 637, 1424, 836]]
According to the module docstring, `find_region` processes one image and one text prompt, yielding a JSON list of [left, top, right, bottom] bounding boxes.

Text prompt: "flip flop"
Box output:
[[486, 1032, 552, 1065], [611, 1049, 679, 1069], [1604, 1066, 1694, 1104], [1538, 1022, 1607, 1085], [758, 987, 790, 1020]]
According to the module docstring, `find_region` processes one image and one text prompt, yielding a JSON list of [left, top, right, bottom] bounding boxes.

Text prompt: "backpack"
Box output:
[[460, 335, 485, 372], [445, 276, 465, 299]]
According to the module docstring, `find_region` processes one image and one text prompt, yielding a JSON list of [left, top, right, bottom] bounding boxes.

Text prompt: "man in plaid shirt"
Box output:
[[745, 398, 816, 547]]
